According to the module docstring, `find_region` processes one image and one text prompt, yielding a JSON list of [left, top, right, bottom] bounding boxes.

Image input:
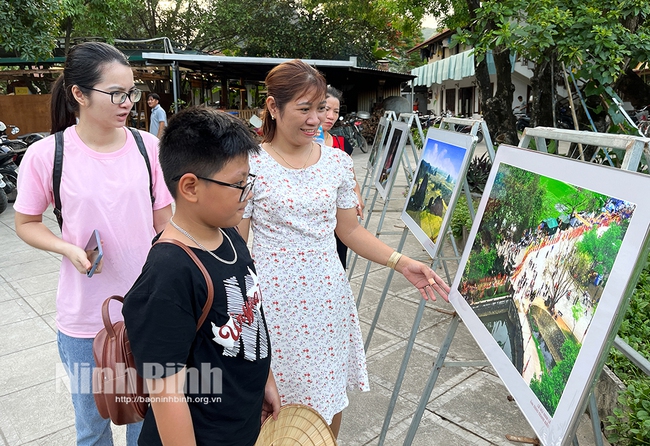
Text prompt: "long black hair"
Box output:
[[50, 42, 130, 133]]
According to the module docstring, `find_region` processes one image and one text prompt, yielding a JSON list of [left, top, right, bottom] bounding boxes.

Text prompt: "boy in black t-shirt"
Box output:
[[123, 107, 280, 446]]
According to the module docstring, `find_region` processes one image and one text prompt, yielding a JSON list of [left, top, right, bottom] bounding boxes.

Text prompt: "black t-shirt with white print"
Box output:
[[123, 227, 271, 446]]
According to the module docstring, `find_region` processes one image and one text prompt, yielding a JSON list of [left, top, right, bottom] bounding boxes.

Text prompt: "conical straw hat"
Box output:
[[255, 404, 337, 446]]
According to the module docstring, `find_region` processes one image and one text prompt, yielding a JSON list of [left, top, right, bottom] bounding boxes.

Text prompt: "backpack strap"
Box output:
[[51, 128, 155, 231], [154, 238, 214, 329], [53, 131, 64, 231], [127, 127, 155, 206]]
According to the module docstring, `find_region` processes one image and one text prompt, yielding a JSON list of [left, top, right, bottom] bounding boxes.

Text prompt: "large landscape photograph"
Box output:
[[459, 162, 635, 416], [401, 133, 470, 257]]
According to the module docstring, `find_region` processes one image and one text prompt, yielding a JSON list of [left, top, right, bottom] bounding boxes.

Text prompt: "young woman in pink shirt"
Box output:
[[14, 42, 173, 446]]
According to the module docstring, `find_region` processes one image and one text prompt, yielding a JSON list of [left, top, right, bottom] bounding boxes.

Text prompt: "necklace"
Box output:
[[169, 217, 237, 264], [268, 141, 314, 169]]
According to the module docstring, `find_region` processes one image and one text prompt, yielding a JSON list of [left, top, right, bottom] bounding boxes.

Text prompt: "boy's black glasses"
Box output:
[[173, 174, 256, 202], [80, 86, 142, 104]]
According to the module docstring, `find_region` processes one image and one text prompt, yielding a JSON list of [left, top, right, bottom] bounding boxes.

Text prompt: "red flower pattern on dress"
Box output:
[[243, 145, 369, 424]]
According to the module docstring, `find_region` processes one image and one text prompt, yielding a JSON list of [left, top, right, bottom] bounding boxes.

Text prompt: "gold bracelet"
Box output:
[[386, 251, 403, 269]]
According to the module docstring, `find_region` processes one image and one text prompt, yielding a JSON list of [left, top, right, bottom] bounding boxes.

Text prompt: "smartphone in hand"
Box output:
[[84, 229, 103, 277]]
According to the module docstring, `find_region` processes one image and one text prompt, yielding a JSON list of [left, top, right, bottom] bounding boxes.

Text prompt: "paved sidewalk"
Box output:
[[0, 145, 608, 445]]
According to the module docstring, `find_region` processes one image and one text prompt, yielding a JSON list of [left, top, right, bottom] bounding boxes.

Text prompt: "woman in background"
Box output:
[[321, 85, 364, 268]]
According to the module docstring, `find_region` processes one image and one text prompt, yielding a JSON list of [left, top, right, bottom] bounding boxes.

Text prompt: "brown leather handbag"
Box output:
[[92, 239, 214, 425]]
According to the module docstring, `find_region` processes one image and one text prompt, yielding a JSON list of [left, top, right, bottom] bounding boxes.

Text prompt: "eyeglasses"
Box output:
[[172, 173, 257, 202], [81, 86, 142, 104]]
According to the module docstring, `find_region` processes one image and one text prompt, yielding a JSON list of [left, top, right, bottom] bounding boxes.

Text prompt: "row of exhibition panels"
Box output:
[[355, 112, 650, 446]]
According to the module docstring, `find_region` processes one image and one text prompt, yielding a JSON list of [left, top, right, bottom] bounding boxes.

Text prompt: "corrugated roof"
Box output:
[[407, 29, 454, 54]]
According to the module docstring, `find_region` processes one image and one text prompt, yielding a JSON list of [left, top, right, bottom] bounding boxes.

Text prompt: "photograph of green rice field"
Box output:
[[404, 138, 467, 243]]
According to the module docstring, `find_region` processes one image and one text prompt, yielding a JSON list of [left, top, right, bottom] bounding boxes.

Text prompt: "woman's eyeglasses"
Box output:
[[81, 86, 143, 105], [172, 174, 257, 202]]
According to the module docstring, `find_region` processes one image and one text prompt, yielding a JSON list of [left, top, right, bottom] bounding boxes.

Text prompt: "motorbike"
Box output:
[[631, 105, 649, 125], [330, 111, 370, 153], [556, 106, 575, 129], [418, 113, 445, 129], [515, 112, 530, 132], [0, 173, 8, 214], [0, 121, 37, 166], [0, 143, 20, 203]]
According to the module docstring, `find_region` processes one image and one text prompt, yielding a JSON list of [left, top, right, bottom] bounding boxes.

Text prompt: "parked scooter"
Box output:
[[0, 121, 42, 166], [330, 111, 370, 153], [0, 173, 8, 214], [0, 142, 20, 203], [556, 106, 575, 129], [515, 112, 530, 132]]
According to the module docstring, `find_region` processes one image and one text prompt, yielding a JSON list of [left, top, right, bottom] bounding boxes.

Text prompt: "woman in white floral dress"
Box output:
[[238, 59, 450, 438]]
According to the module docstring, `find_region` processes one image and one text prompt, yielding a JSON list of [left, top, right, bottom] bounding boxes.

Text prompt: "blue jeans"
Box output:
[[57, 331, 142, 446]]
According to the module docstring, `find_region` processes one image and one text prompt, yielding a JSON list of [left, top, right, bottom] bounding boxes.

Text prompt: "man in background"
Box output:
[[514, 95, 528, 116], [147, 93, 167, 138]]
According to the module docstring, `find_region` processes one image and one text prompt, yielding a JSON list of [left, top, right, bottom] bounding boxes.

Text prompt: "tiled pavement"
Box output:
[[0, 145, 609, 445]]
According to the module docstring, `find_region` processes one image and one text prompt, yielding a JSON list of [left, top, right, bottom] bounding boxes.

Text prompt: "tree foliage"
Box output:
[[606, 255, 650, 444], [3, 0, 430, 68], [0, 0, 62, 60], [121, 0, 422, 66], [480, 165, 544, 245], [59, 0, 140, 52], [576, 223, 624, 276], [420, 0, 650, 139], [529, 337, 580, 415]]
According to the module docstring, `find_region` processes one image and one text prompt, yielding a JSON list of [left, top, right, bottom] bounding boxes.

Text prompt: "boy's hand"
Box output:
[[262, 371, 281, 424]]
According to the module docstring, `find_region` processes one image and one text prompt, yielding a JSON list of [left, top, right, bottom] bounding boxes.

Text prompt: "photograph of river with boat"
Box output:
[[458, 161, 636, 416]]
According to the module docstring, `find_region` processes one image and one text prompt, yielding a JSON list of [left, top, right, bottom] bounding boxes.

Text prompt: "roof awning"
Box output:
[[410, 50, 513, 86], [141, 52, 414, 85]]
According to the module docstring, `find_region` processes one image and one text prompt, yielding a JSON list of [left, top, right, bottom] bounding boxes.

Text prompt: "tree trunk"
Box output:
[[476, 49, 518, 145], [64, 17, 73, 55], [467, 0, 518, 145], [530, 53, 555, 128]]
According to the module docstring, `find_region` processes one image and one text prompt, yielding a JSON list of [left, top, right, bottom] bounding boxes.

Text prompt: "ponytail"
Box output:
[[50, 76, 76, 134]]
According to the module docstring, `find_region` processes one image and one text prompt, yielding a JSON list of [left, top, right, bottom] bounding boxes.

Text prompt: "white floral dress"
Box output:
[[244, 145, 369, 423]]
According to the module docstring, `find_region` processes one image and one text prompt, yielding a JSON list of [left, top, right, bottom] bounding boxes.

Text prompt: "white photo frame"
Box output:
[[450, 144, 650, 445], [374, 121, 409, 200], [368, 117, 390, 169], [400, 127, 476, 258]]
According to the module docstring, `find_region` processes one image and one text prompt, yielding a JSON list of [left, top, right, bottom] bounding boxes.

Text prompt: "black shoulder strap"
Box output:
[[127, 127, 155, 206], [53, 131, 64, 231], [52, 128, 155, 231]]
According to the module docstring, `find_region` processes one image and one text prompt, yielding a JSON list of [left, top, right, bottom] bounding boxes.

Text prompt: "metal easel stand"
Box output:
[[376, 121, 494, 444], [362, 172, 473, 349], [439, 116, 497, 161], [519, 127, 650, 172], [376, 228, 463, 446], [347, 139, 415, 304], [399, 313, 604, 446], [350, 171, 412, 308], [359, 111, 397, 201]]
